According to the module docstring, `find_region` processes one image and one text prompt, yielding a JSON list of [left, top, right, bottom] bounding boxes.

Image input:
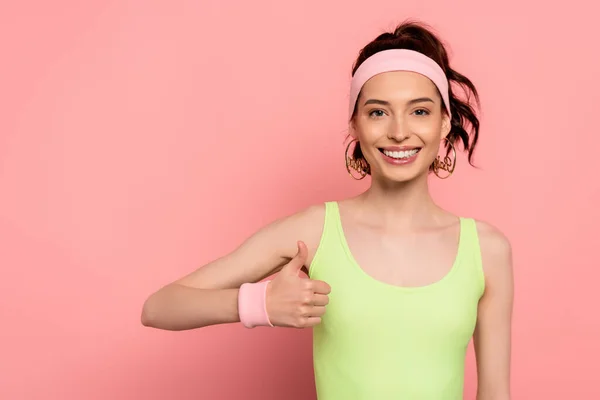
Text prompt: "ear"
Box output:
[[349, 118, 358, 139], [441, 114, 452, 139]]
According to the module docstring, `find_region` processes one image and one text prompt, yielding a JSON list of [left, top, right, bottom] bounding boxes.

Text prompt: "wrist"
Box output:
[[238, 280, 274, 328]]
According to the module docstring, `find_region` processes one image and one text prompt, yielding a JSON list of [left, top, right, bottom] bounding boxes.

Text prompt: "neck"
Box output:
[[356, 173, 443, 229]]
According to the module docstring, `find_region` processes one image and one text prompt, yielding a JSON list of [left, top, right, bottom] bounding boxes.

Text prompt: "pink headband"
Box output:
[[348, 49, 451, 119]]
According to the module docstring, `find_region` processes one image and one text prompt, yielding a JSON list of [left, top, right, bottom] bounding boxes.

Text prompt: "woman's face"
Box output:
[[351, 71, 451, 183]]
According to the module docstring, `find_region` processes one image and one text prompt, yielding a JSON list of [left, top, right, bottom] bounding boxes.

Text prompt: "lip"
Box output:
[[379, 147, 421, 166]]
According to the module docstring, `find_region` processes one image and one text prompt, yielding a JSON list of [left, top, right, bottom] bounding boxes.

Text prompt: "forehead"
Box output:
[[359, 70, 440, 101]]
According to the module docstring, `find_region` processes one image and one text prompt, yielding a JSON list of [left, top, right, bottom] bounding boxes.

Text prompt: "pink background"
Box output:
[[1, 1, 599, 399]]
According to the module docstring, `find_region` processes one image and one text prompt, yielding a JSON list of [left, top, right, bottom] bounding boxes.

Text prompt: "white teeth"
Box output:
[[383, 149, 419, 159]]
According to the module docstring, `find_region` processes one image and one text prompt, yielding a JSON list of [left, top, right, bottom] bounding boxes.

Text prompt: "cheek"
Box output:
[[419, 140, 444, 168], [413, 123, 443, 159], [412, 119, 442, 137], [421, 145, 441, 162], [355, 120, 387, 143], [412, 123, 444, 148]]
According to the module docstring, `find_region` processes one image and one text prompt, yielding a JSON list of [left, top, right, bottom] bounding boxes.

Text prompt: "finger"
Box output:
[[301, 316, 322, 328], [310, 280, 332, 295], [309, 306, 327, 318], [312, 294, 329, 307], [281, 241, 308, 276]]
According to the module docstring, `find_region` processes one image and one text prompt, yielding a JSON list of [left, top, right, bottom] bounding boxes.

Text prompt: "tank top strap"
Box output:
[[324, 201, 340, 222], [308, 201, 343, 279], [457, 217, 486, 296]]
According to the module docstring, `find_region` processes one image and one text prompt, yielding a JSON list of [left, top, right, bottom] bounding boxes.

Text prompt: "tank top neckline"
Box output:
[[328, 201, 467, 293]]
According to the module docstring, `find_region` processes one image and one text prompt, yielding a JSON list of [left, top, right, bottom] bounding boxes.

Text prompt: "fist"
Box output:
[[266, 241, 331, 328]]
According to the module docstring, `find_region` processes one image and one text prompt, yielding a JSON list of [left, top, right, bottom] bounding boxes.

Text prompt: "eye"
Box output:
[[413, 109, 430, 116], [369, 109, 385, 118]]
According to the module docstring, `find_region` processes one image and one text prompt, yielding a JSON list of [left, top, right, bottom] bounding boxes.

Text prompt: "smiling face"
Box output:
[[351, 70, 451, 183]]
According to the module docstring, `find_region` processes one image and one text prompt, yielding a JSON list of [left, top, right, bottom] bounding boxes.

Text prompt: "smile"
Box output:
[[379, 148, 421, 159]]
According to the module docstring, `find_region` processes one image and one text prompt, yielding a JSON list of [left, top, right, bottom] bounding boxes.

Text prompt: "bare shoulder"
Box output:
[[475, 220, 512, 258], [173, 202, 327, 289], [280, 202, 326, 228], [277, 203, 327, 265], [474, 220, 514, 286]]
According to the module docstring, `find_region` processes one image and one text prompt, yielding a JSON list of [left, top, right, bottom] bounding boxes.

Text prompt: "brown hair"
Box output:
[[349, 20, 480, 171]]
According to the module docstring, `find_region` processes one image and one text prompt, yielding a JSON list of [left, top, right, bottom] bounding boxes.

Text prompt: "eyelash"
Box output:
[[369, 110, 385, 118], [413, 109, 430, 116], [368, 109, 431, 118]]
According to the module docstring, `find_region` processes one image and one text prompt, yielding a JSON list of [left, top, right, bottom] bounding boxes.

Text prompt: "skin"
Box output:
[[141, 70, 513, 400]]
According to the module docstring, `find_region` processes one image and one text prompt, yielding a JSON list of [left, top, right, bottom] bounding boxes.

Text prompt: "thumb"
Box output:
[[282, 241, 308, 275]]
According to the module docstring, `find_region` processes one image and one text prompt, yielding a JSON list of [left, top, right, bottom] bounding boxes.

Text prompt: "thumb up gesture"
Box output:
[[266, 241, 331, 328]]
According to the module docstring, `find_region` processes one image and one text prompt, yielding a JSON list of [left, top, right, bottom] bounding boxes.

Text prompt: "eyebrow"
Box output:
[[363, 97, 436, 107]]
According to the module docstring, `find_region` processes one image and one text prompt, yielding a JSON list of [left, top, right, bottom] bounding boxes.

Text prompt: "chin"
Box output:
[[378, 168, 424, 184]]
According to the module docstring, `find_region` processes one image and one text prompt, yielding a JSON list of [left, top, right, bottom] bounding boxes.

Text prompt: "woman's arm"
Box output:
[[474, 221, 514, 400], [140, 204, 325, 331]]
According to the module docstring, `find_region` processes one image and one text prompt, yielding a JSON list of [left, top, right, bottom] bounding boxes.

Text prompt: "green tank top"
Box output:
[[308, 201, 485, 399]]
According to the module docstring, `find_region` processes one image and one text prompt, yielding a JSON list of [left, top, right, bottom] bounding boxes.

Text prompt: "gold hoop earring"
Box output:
[[345, 139, 369, 180], [432, 137, 457, 179]]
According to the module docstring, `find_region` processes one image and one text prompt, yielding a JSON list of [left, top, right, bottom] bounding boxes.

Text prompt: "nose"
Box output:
[[387, 117, 410, 141]]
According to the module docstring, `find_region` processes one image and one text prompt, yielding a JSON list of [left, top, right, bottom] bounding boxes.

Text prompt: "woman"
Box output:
[[141, 20, 513, 400]]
